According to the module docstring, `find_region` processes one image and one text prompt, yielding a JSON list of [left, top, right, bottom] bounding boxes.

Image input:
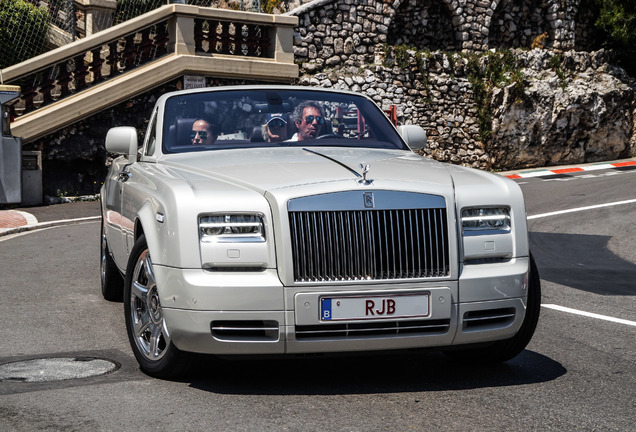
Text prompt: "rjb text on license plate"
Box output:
[[320, 294, 429, 321]]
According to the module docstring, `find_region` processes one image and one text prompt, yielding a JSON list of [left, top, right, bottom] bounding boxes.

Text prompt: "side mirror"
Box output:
[[397, 125, 427, 150], [105, 127, 138, 161]]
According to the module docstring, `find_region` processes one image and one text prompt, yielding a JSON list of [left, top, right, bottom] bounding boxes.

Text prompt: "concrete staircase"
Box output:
[[1, 4, 298, 144]]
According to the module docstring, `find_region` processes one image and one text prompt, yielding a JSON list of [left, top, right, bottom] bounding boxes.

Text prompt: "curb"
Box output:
[[502, 160, 636, 179], [0, 216, 101, 238]]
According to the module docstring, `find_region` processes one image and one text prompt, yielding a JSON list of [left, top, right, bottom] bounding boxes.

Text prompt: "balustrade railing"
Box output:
[[11, 20, 170, 117], [194, 19, 270, 57], [2, 4, 296, 127]]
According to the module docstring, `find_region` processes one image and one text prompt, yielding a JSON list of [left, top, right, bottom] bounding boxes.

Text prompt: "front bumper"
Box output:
[[155, 259, 529, 355]]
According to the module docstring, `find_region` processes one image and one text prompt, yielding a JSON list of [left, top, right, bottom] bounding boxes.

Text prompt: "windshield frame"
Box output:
[[159, 87, 409, 155]]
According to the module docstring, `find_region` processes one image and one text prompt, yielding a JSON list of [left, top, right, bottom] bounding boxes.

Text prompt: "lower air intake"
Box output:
[[211, 320, 279, 342], [295, 319, 450, 340]]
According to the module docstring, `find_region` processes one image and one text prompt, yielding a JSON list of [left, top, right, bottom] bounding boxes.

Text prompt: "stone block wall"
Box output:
[[289, 0, 585, 71]]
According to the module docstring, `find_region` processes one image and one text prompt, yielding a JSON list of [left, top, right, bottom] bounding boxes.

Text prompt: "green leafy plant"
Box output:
[[465, 50, 525, 141], [261, 0, 285, 14], [596, 0, 636, 74], [0, 0, 50, 68], [548, 53, 567, 88], [382, 44, 413, 69]]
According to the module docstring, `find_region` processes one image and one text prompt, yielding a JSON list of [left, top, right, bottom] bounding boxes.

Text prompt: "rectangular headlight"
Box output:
[[199, 214, 265, 243], [461, 207, 511, 235]]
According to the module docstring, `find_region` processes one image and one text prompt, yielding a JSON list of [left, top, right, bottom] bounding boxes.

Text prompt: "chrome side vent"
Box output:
[[463, 308, 516, 330], [289, 208, 449, 282], [211, 320, 279, 342], [295, 319, 451, 340]]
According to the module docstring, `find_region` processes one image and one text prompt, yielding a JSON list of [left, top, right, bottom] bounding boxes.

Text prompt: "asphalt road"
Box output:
[[0, 166, 634, 431]]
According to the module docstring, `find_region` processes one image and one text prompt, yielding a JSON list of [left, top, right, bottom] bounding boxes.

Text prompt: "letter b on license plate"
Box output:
[[321, 294, 429, 321]]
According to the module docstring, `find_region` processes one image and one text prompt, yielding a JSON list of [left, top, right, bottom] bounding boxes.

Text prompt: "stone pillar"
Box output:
[[169, 15, 196, 56], [274, 25, 296, 63], [75, 0, 117, 36], [548, 0, 578, 50]]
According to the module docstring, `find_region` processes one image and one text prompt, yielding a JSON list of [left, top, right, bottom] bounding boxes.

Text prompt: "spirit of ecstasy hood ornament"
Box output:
[[358, 163, 373, 185]]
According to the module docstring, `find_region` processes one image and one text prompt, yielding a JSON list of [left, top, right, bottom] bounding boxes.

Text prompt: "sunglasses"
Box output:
[[304, 115, 325, 125], [268, 119, 287, 128], [190, 131, 209, 140]]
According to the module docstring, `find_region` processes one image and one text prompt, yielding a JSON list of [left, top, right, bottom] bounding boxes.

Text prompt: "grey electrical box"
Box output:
[[0, 85, 22, 205], [21, 150, 42, 206]]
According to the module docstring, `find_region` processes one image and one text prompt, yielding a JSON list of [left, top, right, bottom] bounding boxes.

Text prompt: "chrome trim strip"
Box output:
[[288, 190, 446, 212]]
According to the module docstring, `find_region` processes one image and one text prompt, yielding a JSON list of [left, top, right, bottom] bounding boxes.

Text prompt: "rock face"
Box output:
[[491, 51, 635, 169], [298, 48, 636, 171]]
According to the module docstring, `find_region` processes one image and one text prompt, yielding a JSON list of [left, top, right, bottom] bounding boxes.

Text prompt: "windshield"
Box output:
[[161, 89, 408, 153]]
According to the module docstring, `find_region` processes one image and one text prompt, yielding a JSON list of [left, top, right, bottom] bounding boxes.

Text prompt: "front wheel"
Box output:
[[124, 234, 193, 378], [444, 253, 541, 363]]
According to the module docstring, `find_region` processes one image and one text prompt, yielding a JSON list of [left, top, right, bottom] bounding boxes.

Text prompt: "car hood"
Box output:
[[159, 147, 454, 195]]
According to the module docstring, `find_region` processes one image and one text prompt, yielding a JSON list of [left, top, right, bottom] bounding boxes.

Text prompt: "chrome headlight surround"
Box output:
[[199, 213, 265, 243], [461, 207, 511, 236]]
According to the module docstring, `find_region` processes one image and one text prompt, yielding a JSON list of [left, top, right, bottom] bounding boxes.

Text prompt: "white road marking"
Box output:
[[528, 199, 636, 220], [542, 304, 636, 327]]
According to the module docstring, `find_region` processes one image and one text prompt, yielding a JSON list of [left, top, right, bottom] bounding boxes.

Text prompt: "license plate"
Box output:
[[320, 294, 429, 321]]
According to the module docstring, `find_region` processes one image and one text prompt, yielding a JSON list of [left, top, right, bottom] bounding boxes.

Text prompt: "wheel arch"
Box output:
[[134, 201, 162, 267]]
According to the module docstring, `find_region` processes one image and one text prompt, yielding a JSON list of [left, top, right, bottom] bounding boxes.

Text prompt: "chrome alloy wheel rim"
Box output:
[[129, 249, 171, 361]]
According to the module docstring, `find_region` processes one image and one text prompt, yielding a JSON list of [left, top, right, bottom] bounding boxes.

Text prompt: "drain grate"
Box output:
[[0, 357, 119, 383]]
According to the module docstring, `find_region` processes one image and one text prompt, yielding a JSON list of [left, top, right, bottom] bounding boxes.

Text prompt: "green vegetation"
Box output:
[[114, 0, 163, 25], [579, 0, 636, 75], [548, 53, 568, 88], [596, 0, 636, 74], [261, 0, 285, 14], [596, 0, 636, 47], [383, 45, 525, 142], [465, 50, 524, 142], [0, 0, 50, 69]]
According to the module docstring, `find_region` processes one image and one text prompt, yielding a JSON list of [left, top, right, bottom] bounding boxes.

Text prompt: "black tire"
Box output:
[[444, 253, 541, 363], [124, 234, 193, 378], [101, 220, 124, 301]]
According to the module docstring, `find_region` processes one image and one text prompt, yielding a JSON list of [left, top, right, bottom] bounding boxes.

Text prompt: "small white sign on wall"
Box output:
[[183, 75, 207, 89]]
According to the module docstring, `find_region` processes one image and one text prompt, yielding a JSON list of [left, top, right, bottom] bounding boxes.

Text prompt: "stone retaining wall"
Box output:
[[289, 0, 588, 73], [298, 47, 636, 170]]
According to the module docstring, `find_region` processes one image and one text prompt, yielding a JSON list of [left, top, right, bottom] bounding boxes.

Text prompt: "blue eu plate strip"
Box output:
[[321, 298, 332, 320]]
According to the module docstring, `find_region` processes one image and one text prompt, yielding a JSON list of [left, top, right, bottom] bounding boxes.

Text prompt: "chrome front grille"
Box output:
[[289, 208, 449, 282]]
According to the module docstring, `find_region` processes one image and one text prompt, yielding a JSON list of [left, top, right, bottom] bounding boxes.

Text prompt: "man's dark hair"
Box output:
[[193, 117, 218, 135], [293, 101, 324, 124]]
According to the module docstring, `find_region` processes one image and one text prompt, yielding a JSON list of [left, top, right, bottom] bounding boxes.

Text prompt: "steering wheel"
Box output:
[[316, 134, 344, 139]]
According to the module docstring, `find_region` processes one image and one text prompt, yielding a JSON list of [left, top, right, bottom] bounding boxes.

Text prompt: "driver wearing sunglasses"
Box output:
[[190, 118, 218, 145], [289, 101, 325, 141]]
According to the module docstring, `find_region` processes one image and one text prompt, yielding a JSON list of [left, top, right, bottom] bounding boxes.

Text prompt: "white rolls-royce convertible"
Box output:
[[100, 86, 540, 378]]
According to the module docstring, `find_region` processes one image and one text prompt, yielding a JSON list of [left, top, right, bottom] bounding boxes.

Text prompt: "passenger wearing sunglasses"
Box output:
[[289, 101, 325, 141], [263, 113, 289, 142], [190, 118, 217, 145]]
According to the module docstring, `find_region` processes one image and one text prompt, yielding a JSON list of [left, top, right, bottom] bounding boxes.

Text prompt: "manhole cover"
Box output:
[[0, 357, 119, 383]]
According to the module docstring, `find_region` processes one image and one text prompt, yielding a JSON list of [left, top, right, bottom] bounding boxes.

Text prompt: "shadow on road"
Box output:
[[186, 350, 565, 395], [530, 231, 636, 295]]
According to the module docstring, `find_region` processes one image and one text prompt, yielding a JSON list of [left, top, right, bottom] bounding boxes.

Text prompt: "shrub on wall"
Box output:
[[595, 0, 636, 75], [0, 0, 50, 69]]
